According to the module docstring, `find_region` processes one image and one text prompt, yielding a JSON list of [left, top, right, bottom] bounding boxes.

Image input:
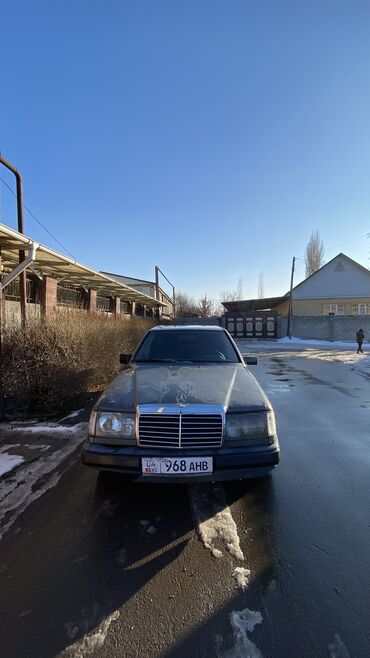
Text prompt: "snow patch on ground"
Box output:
[[62, 610, 119, 657], [0, 444, 21, 452], [60, 409, 85, 422], [0, 423, 87, 540], [14, 422, 86, 434], [232, 567, 251, 590], [0, 453, 24, 477], [190, 484, 244, 560], [328, 633, 351, 658], [217, 608, 263, 658], [305, 349, 370, 367], [278, 337, 359, 347]]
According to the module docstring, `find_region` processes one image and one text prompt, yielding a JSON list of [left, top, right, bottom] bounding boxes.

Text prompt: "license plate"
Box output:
[[142, 457, 213, 476]]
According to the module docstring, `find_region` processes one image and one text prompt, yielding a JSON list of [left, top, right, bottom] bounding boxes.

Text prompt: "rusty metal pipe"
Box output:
[[0, 155, 27, 325]]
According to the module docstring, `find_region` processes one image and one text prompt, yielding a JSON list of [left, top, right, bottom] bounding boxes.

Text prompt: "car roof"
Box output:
[[150, 325, 224, 332]]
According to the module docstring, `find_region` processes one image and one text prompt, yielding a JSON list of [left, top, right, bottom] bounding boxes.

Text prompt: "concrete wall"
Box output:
[[277, 314, 370, 341], [5, 300, 41, 325]]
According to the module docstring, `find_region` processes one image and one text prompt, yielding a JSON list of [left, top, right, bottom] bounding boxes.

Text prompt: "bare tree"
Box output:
[[305, 230, 325, 277], [198, 294, 214, 318], [174, 291, 198, 318], [220, 276, 244, 303], [220, 288, 238, 302], [257, 271, 264, 299], [236, 276, 244, 300]]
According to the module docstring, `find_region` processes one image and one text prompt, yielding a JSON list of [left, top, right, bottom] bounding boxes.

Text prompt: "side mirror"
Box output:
[[120, 353, 132, 364], [242, 355, 257, 366]]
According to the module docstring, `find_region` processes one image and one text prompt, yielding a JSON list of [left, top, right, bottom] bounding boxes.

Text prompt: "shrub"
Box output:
[[2, 312, 155, 416]]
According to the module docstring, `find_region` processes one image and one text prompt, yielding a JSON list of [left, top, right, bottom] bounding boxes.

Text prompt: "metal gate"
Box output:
[[225, 311, 277, 339]]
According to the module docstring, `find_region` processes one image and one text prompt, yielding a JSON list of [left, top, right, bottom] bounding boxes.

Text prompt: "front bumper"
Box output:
[[81, 440, 280, 482]]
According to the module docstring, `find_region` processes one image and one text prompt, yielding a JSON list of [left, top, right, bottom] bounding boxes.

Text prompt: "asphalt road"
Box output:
[[1, 346, 370, 658]]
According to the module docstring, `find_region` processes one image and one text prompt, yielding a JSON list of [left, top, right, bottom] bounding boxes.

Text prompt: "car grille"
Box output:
[[138, 408, 224, 449]]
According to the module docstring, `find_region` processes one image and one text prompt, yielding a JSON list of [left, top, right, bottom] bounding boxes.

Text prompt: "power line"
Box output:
[[0, 175, 77, 261], [325, 233, 370, 253]]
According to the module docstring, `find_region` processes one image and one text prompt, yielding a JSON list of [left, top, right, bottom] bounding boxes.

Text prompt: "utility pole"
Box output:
[[0, 248, 4, 420], [0, 155, 27, 325], [287, 256, 296, 339]]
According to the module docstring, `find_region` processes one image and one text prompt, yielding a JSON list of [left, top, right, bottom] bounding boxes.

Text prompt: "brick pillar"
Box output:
[[41, 276, 57, 318], [113, 296, 121, 317], [88, 289, 97, 312]]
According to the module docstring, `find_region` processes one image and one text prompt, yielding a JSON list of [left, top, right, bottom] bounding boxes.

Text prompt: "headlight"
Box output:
[[91, 411, 136, 443], [97, 412, 135, 436], [225, 411, 276, 444]]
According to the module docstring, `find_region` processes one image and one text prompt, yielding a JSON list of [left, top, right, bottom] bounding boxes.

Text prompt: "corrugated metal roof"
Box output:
[[0, 222, 165, 307], [222, 296, 287, 312]]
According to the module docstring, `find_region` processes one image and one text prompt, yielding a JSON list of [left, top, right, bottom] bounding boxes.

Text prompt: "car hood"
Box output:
[[96, 363, 271, 413]]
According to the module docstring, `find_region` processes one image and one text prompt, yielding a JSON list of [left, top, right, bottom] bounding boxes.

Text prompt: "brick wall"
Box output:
[[42, 277, 57, 317]]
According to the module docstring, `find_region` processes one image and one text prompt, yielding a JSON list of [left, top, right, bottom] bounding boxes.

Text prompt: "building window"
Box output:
[[351, 304, 370, 315], [322, 304, 344, 315]]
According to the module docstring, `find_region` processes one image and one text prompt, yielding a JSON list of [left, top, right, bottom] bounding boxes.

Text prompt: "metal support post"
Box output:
[[0, 155, 27, 325]]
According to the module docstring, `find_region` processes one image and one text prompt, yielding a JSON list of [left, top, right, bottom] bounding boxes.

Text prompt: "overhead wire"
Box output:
[[0, 175, 77, 261]]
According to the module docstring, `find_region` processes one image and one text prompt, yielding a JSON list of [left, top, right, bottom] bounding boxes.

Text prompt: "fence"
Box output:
[[96, 295, 112, 313], [277, 315, 370, 341], [57, 284, 87, 309], [4, 277, 37, 303]]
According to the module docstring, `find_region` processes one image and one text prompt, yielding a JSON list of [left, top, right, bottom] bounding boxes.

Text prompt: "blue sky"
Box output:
[[1, 0, 370, 302]]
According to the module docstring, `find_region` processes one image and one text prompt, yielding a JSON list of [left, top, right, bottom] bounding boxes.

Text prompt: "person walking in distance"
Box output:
[[356, 328, 365, 353]]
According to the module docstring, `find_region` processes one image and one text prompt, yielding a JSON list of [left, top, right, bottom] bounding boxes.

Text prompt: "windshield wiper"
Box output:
[[135, 358, 178, 363]]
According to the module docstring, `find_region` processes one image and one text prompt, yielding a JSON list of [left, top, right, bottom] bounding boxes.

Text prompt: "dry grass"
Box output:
[[3, 312, 155, 416]]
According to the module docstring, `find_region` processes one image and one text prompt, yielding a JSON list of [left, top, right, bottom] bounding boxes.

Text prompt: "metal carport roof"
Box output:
[[0, 222, 165, 307], [222, 296, 287, 312]]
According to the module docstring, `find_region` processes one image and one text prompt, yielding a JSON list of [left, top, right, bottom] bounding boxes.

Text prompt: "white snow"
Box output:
[[0, 453, 24, 477], [0, 422, 87, 541], [0, 444, 21, 452], [15, 422, 86, 434], [277, 337, 359, 348], [60, 409, 84, 422], [62, 610, 119, 657], [328, 633, 351, 658], [190, 484, 244, 560], [218, 609, 263, 658], [232, 567, 251, 590]]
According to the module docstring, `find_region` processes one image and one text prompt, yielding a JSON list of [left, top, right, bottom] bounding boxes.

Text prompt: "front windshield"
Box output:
[[134, 329, 240, 363]]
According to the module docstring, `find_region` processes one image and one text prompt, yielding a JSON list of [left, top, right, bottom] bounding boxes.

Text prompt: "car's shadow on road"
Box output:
[[0, 463, 195, 658], [0, 463, 278, 658]]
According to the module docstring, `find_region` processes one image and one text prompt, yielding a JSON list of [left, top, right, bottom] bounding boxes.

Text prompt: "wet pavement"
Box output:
[[0, 346, 369, 657]]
